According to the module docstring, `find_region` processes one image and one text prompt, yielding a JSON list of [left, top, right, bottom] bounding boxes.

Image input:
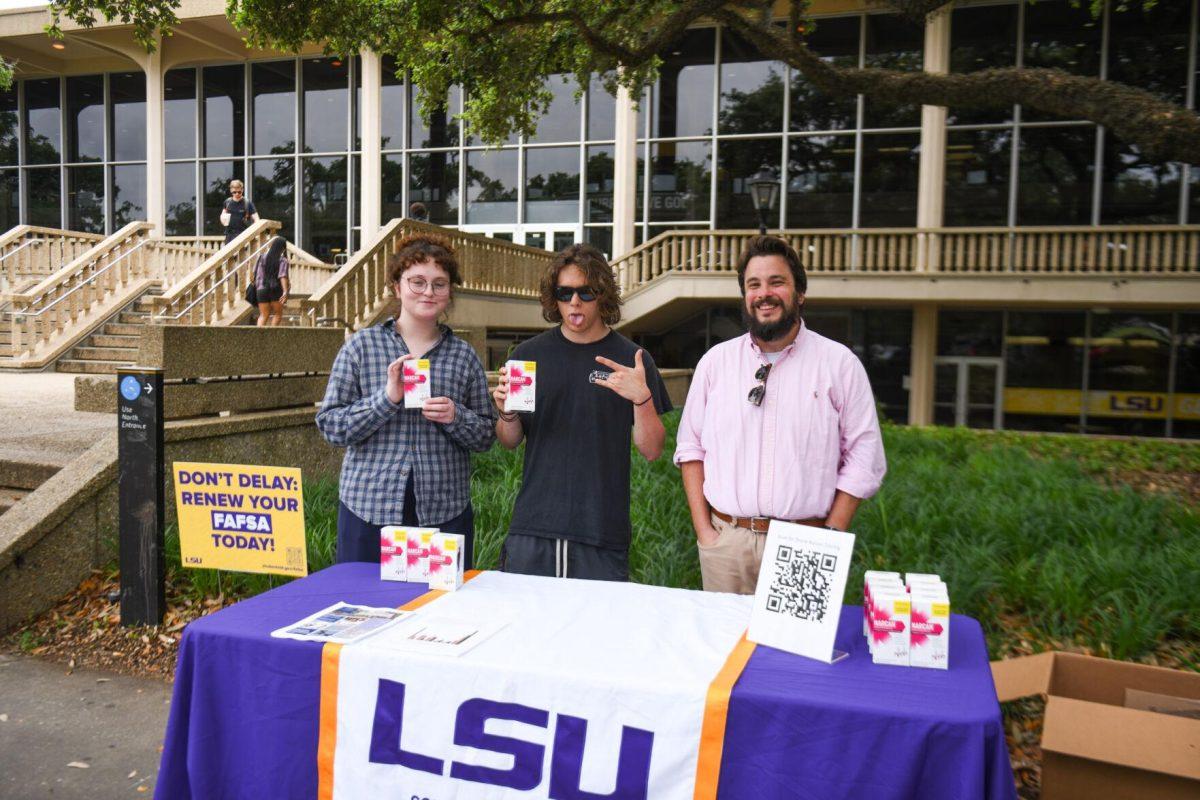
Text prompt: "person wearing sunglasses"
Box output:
[[317, 233, 496, 566], [219, 179, 259, 244], [491, 243, 672, 581], [674, 235, 886, 594]]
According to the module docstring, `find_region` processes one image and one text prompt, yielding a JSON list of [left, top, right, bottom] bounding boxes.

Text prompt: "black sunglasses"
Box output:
[[748, 363, 772, 406], [554, 285, 597, 303]]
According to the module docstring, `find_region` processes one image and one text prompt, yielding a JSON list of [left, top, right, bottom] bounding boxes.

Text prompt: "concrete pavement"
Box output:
[[0, 372, 112, 466]]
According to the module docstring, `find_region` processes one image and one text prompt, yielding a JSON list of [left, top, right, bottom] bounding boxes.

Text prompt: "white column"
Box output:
[[909, 303, 938, 426], [143, 48, 166, 235], [359, 50, 383, 235], [612, 84, 638, 258], [916, 8, 951, 269]]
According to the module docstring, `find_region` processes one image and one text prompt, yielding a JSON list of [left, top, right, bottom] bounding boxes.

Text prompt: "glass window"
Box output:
[[1100, 135, 1181, 224], [948, 4, 1017, 125], [111, 163, 146, 227], [381, 56, 404, 150], [587, 74, 615, 141], [202, 160, 244, 236], [1023, 1, 1100, 122], [525, 146, 579, 223], [1191, 166, 1200, 224], [647, 140, 711, 222], [716, 136, 781, 229], [301, 156, 347, 260], [66, 75, 103, 163], [66, 164, 104, 232], [585, 145, 614, 223], [253, 61, 295, 155], [109, 72, 145, 162], [408, 150, 459, 224], [1174, 313, 1200, 439], [938, 310, 1002, 357], [858, 133, 919, 227], [381, 153, 405, 223], [1003, 310, 1086, 433], [165, 162, 196, 236], [787, 134, 855, 228], [25, 168, 60, 226], [944, 128, 1011, 226], [1086, 311, 1171, 437], [859, 309, 911, 423], [465, 148, 518, 224], [528, 76, 581, 143], [0, 88, 18, 166], [653, 27, 715, 138], [719, 27, 785, 134], [1108, 2, 1191, 105], [791, 16, 860, 132], [25, 78, 61, 165], [252, 158, 295, 239], [303, 58, 348, 154], [410, 85, 460, 148], [0, 170, 16, 229], [1016, 125, 1095, 225], [164, 69, 197, 160], [203, 65, 244, 158], [584, 225, 613, 259], [862, 15, 922, 129]]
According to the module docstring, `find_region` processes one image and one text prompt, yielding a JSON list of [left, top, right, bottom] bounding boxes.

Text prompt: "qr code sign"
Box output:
[[765, 546, 838, 622], [286, 547, 304, 569]]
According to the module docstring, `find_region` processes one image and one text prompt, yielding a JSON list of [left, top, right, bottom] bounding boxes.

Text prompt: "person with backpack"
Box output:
[[219, 179, 259, 244], [253, 236, 290, 326]]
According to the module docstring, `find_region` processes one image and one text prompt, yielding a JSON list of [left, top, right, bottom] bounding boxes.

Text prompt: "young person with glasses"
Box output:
[[219, 179, 259, 244], [491, 244, 672, 580], [674, 236, 887, 594], [317, 234, 496, 566]]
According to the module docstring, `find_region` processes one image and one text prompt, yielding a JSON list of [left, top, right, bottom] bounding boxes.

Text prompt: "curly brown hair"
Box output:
[[387, 233, 463, 288], [539, 243, 621, 326]]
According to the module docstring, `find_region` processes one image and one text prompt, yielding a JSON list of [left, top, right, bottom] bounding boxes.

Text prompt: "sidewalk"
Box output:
[[0, 372, 112, 465], [0, 650, 172, 799]]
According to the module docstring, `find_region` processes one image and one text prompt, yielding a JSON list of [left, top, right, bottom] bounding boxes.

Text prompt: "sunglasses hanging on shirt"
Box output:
[[748, 362, 771, 406]]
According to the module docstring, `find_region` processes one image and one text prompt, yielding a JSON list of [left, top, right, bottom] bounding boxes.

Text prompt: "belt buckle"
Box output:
[[750, 516, 771, 533]]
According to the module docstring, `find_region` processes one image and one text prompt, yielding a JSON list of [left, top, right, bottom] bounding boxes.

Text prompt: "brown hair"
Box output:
[[735, 235, 807, 295], [539, 243, 621, 326], [387, 233, 463, 288]]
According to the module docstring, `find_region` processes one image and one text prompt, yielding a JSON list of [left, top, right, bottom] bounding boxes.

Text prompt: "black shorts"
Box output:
[[500, 533, 628, 581], [256, 284, 284, 304]]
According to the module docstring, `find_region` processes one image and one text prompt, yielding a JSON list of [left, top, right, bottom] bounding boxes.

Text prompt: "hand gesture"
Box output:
[[492, 365, 509, 412], [422, 396, 456, 425], [594, 349, 652, 405], [385, 354, 416, 405]]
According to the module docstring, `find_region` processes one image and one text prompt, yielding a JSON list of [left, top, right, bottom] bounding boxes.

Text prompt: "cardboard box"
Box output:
[[404, 528, 439, 581], [504, 360, 536, 413], [427, 532, 465, 591], [991, 651, 1200, 799], [404, 359, 431, 409], [380, 525, 407, 582]]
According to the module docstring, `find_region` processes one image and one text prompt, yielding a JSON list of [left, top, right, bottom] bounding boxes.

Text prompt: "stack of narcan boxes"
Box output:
[[864, 571, 950, 669], [379, 527, 466, 592]]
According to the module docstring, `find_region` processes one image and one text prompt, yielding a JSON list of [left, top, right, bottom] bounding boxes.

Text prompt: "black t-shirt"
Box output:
[[507, 327, 673, 550], [223, 198, 257, 237]]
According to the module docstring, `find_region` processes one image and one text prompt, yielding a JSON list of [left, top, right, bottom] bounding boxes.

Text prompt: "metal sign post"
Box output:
[[117, 367, 165, 626]]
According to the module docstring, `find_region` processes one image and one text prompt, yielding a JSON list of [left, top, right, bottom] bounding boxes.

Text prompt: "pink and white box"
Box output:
[[870, 590, 911, 666], [404, 527, 439, 581], [504, 360, 536, 413], [427, 532, 466, 591], [909, 591, 950, 669], [404, 359, 432, 409], [380, 525, 407, 582], [865, 574, 904, 646]]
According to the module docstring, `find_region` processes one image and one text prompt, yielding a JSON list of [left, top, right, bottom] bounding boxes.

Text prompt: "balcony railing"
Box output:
[[0, 225, 105, 294], [610, 226, 1200, 294]]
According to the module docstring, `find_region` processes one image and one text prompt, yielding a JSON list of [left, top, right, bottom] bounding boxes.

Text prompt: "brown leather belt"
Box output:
[[712, 508, 824, 534]]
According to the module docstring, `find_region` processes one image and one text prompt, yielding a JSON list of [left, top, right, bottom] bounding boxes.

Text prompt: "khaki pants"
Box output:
[[696, 512, 767, 595]]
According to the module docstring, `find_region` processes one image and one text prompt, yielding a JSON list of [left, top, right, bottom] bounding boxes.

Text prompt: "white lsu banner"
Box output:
[[327, 572, 752, 800]]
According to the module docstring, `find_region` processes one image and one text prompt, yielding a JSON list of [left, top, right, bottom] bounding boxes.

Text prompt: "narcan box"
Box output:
[[404, 359, 432, 409], [427, 532, 466, 591], [404, 527, 439, 581], [380, 525, 407, 582], [909, 593, 950, 670], [504, 360, 536, 413], [870, 592, 911, 666]]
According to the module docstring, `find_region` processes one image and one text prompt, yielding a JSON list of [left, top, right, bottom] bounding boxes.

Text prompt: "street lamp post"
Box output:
[[749, 166, 780, 236]]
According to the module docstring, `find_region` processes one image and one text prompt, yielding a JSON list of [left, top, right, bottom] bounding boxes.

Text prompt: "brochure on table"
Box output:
[[270, 602, 412, 644], [747, 521, 855, 663]]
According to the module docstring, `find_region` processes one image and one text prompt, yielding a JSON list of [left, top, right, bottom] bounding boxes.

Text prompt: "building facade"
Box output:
[[0, 0, 1197, 437]]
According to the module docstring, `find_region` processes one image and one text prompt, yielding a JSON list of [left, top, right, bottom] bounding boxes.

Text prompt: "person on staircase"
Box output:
[[253, 236, 290, 327], [220, 179, 259, 244]]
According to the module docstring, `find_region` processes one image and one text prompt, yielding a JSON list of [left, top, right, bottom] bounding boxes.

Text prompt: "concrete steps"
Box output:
[[54, 287, 163, 375], [0, 458, 60, 518], [56, 358, 134, 375]]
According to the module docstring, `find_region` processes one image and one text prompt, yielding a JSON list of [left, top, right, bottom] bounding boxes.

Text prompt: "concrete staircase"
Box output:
[[0, 458, 61, 517], [56, 287, 163, 375]]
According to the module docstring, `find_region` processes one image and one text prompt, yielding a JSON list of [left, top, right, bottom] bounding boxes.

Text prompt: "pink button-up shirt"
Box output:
[[674, 323, 886, 520]]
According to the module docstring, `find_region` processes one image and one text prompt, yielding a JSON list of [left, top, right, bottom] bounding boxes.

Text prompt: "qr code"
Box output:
[[765, 546, 837, 622], [286, 547, 304, 568]]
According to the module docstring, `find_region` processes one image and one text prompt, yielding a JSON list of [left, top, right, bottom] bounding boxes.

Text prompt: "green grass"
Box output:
[[165, 411, 1200, 663]]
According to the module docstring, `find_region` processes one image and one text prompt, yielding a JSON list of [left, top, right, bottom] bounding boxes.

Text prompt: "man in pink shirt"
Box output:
[[674, 236, 887, 594]]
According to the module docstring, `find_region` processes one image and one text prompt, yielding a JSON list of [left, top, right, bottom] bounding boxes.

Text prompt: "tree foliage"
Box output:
[[10, 0, 1199, 163]]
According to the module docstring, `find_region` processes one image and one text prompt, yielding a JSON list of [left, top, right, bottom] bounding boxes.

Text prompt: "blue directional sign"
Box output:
[[120, 375, 142, 401]]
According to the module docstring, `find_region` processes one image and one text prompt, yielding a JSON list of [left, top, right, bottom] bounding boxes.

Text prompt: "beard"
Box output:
[[742, 293, 802, 342]]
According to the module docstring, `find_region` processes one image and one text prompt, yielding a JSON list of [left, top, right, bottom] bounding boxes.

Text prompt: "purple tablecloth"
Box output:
[[156, 563, 1015, 800]]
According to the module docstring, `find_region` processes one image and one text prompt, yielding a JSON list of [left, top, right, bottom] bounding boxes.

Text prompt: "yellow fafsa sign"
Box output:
[[172, 461, 308, 577]]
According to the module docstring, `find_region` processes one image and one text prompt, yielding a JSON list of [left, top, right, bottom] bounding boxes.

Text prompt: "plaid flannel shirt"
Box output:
[[316, 319, 497, 525]]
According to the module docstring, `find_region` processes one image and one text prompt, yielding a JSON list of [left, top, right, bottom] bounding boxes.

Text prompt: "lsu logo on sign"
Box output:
[[369, 679, 654, 799]]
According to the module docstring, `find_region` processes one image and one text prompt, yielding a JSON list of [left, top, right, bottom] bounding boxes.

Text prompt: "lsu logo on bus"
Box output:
[[1108, 394, 1163, 414], [369, 679, 654, 799]]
